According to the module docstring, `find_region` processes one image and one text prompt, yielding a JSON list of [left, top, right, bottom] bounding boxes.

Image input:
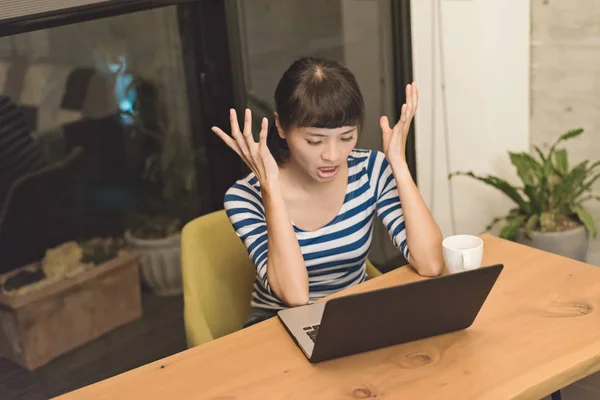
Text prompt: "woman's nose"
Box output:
[[321, 143, 340, 163]]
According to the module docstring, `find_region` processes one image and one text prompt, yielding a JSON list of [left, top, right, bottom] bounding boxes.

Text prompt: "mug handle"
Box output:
[[462, 251, 473, 269]]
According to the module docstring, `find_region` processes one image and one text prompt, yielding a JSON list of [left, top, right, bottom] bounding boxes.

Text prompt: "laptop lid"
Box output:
[[309, 264, 503, 363]]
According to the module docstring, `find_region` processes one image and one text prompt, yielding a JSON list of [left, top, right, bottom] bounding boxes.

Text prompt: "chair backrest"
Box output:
[[181, 209, 255, 347], [181, 209, 384, 348]]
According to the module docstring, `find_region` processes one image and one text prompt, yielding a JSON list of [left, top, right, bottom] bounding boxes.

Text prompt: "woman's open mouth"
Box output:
[[317, 166, 339, 179]]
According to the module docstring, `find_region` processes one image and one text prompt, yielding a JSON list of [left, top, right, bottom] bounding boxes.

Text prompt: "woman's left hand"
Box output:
[[380, 82, 418, 166]]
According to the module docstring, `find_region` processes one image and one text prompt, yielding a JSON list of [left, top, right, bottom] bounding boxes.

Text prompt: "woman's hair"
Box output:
[[267, 57, 365, 165]]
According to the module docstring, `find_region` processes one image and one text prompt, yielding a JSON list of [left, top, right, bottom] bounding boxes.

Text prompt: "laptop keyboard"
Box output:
[[303, 324, 320, 343]]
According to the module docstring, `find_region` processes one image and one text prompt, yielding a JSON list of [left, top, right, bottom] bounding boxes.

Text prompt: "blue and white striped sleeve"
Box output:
[[223, 181, 272, 293], [369, 151, 410, 260]]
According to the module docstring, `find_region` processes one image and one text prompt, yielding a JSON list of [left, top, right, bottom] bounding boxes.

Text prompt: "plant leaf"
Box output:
[[574, 172, 600, 200], [586, 160, 600, 174], [533, 145, 547, 163], [449, 171, 531, 214], [543, 159, 554, 179], [558, 128, 584, 142], [524, 214, 540, 238], [552, 149, 568, 176], [499, 215, 527, 240], [548, 128, 584, 159], [524, 185, 544, 214], [551, 160, 588, 208], [510, 152, 545, 185], [572, 204, 597, 238], [485, 216, 506, 232]]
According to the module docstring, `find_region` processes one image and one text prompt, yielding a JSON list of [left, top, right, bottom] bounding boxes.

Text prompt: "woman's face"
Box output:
[[278, 122, 358, 183]]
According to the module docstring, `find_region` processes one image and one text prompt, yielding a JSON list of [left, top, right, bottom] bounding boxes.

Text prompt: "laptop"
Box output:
[[277, 263, 503, 363]]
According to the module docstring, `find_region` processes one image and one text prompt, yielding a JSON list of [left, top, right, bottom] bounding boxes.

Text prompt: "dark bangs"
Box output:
[[267, 57, 365, 164], [274, 57, 365, 130]]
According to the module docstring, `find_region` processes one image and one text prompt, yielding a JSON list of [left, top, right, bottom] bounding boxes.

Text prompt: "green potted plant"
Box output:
[[123, 147, 199, 296], [121, 78, 206, 295], [449, 128, 599, 262]]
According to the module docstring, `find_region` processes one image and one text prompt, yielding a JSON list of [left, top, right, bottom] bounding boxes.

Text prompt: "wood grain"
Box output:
[[55, 234, 600, 400]]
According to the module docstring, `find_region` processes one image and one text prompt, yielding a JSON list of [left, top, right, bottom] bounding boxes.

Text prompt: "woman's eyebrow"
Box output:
[[306, 128, 355, 137]]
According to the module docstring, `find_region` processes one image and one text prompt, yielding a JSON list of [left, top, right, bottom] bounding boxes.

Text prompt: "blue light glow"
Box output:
[[108, 56, 137, 125]]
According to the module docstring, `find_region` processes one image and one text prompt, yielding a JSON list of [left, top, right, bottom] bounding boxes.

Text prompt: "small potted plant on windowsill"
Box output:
[[124, 135, 207, 296], [121, 78, 206, 296], [449, 128, 599, 262]]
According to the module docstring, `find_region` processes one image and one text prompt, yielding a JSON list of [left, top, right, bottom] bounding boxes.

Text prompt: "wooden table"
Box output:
[[56, 234, 600, 400]]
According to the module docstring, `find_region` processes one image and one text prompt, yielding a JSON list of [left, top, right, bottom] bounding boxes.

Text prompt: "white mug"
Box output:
[[442, 235, 484, 274]]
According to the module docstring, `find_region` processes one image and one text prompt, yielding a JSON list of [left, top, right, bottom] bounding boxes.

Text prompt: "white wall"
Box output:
[[410, 0, 531, 237]]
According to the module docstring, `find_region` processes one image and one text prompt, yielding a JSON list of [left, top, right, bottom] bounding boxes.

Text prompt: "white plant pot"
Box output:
[[514, 224, 589, 262], [125, 231, 182, 296]]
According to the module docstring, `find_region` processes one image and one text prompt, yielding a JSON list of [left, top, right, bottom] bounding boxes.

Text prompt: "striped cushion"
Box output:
[[0, 60, 117, 134], [0, 60, 119, 165], [0, 95, 47, 206]]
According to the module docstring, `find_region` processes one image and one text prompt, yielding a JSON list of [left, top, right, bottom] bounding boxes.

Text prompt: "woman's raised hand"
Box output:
[[380, 82, 418, 167], [212, 109, 280, 189]]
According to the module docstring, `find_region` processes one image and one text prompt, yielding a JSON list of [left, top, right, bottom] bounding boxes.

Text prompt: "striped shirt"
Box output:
[[224, 149, 409, 310]]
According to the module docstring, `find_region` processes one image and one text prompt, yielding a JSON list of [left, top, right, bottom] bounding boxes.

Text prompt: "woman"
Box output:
[[212, 57, 444, 327]]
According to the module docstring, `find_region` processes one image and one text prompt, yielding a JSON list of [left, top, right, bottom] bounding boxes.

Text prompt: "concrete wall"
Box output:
[[531, 0, 600, 265]]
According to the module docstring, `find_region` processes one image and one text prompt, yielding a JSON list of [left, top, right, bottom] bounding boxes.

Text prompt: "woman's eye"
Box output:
[[307, 140, 322, 146], [341, 136, 355, 142]]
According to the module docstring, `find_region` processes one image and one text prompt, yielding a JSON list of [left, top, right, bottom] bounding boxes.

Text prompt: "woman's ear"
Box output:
[[274, 112, 285, 139]]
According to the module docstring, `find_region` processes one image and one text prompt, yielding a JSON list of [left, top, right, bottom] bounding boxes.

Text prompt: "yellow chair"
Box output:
[[182, 209, 383, 348], [366, 258, 382, 279]]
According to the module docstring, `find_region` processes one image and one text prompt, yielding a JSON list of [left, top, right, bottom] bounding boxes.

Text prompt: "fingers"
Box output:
[[229, 108, 241, 135], [379, 116, 391, 132], [211, 125, 243, 158], [413, 82, 418, 112], [258, 117, 269, 152], [405, 83, 413, 115], [391, 104, 407, 132], [243, 108, 252, 137], [243, 108, 258, 156], [405, 82, 419, 116], [230, 109, 251, 160], [394, 82, 418, 131]]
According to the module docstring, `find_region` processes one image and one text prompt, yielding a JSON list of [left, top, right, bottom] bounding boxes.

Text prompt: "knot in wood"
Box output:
[[352, 387, 374, 399], [405, 352, 433, 366], [395, 349, 441, 369], [543, 302, 593, 318]]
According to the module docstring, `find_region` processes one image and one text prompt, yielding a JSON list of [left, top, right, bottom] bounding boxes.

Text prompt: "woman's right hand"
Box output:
[[212, 108, 280, 190]]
